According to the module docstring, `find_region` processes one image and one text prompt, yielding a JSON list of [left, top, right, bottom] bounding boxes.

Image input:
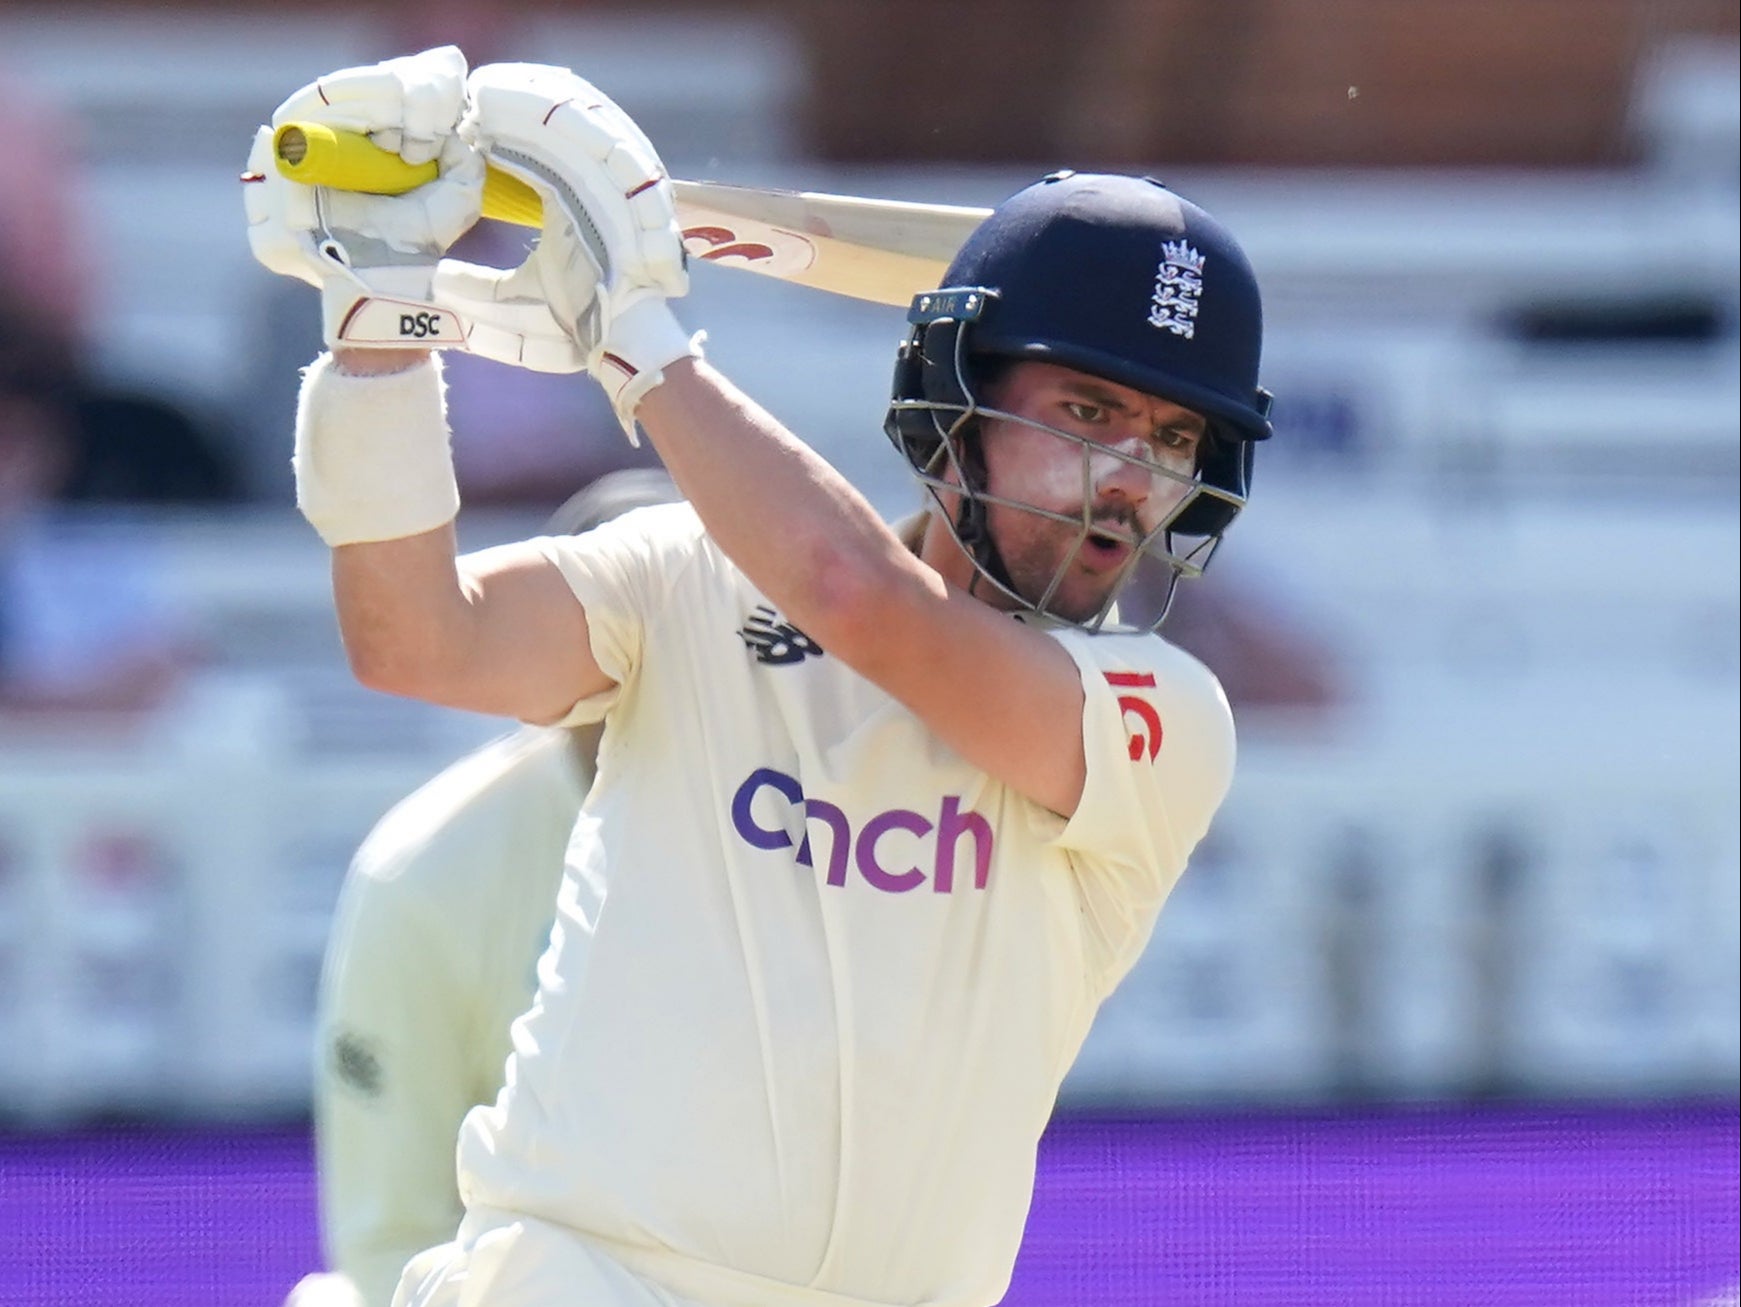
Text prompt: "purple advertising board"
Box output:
[[1, 1103, 1734, 1306]]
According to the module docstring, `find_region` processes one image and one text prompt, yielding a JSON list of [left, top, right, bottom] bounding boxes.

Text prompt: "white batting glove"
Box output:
[[425, 246, 589, 373], [242, 46, 483, 349], [460, 62, 702, 438]]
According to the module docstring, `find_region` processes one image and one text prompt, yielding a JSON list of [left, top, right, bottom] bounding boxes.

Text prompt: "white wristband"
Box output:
[[292, 352, 461, 547]]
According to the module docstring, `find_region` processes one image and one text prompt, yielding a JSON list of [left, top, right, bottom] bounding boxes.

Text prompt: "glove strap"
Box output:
[[320, 264, 472, 350], [293, 352, 460, 547], [319, 259, 590, 374]]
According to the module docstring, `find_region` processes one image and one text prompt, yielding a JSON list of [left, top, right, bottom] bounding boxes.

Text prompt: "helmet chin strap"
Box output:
[[952, 429, 1020, 599]]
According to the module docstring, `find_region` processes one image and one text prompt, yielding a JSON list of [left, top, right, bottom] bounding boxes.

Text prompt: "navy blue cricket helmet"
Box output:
[[885, 171, 1274, 629]]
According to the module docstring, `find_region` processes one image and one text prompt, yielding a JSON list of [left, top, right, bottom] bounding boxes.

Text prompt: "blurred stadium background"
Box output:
[[0, 1, 1736, 1304]]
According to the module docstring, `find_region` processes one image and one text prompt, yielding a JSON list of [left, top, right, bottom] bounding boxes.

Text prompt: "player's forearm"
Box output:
[[636, 359, 944, 651], [331, 523, 482, 703], [299, 350, 481, 708], [306, 351, 605, 723]]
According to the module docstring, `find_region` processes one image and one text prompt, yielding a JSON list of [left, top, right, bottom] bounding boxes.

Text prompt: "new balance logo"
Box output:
[[739, 605, 823, 665]]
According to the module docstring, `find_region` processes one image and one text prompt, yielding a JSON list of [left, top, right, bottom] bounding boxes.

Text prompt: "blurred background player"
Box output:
[[283, 469, 681, 1307]]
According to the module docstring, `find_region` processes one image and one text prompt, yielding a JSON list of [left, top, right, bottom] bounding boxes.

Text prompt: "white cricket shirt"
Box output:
[[456, 504, 1234, 1307], [316, 726, 592, 1307]]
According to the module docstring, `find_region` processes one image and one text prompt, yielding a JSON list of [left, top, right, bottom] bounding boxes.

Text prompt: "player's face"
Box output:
[[974, 361, 1206, 622]]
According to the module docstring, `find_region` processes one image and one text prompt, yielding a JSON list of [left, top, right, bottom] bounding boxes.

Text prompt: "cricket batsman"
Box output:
[[245, 45, 1273, 1307]]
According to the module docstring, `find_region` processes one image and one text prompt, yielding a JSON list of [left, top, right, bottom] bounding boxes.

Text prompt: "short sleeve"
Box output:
[[1047, 630, 1236, 981], [533, 503, 705, 727]]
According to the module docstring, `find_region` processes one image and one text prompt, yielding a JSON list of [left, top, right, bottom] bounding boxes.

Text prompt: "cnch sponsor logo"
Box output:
[[731, 767, 992, 894]]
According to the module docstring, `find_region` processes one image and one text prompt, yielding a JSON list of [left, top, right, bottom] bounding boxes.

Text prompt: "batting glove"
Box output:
[[242, 46, 485, 351], [460, 61, 702, 439]]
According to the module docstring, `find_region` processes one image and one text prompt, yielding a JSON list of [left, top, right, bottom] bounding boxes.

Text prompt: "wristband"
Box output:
[[292, 352, 461, 546]]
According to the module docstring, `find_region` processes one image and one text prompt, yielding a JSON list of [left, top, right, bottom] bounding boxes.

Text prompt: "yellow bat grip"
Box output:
[[271, 122, 544, 228]]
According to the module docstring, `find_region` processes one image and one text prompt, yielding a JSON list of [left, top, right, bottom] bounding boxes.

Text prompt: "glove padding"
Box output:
[[242, 47, 589, 370], [461, 62, 700, 436], [243, 115, 584, 369], [270, 46, 467, 168], [243, 46, 482, 349], [236, 46, 564, 372]]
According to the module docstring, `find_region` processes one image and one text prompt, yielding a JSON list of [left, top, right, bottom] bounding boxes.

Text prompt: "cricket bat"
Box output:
[[271, 123, 989, 307]]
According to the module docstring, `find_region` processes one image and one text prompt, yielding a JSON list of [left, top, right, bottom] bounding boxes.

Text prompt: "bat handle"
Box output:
[[270, 121, 544, 228]]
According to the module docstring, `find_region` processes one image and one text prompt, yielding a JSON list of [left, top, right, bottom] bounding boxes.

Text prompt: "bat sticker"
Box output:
[[682, 223, 817, 275]]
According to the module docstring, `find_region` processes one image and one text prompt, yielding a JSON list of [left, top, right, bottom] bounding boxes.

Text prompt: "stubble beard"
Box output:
[[996, 520, 1115, 623]]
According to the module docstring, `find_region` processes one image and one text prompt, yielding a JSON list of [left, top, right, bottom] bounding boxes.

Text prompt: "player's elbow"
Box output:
[[342, 632, 414, 697], [340, 624, 453, 702]]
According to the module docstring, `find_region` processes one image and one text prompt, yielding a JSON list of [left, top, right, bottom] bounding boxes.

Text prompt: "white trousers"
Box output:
[[391, 1208, 705, 1307]]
